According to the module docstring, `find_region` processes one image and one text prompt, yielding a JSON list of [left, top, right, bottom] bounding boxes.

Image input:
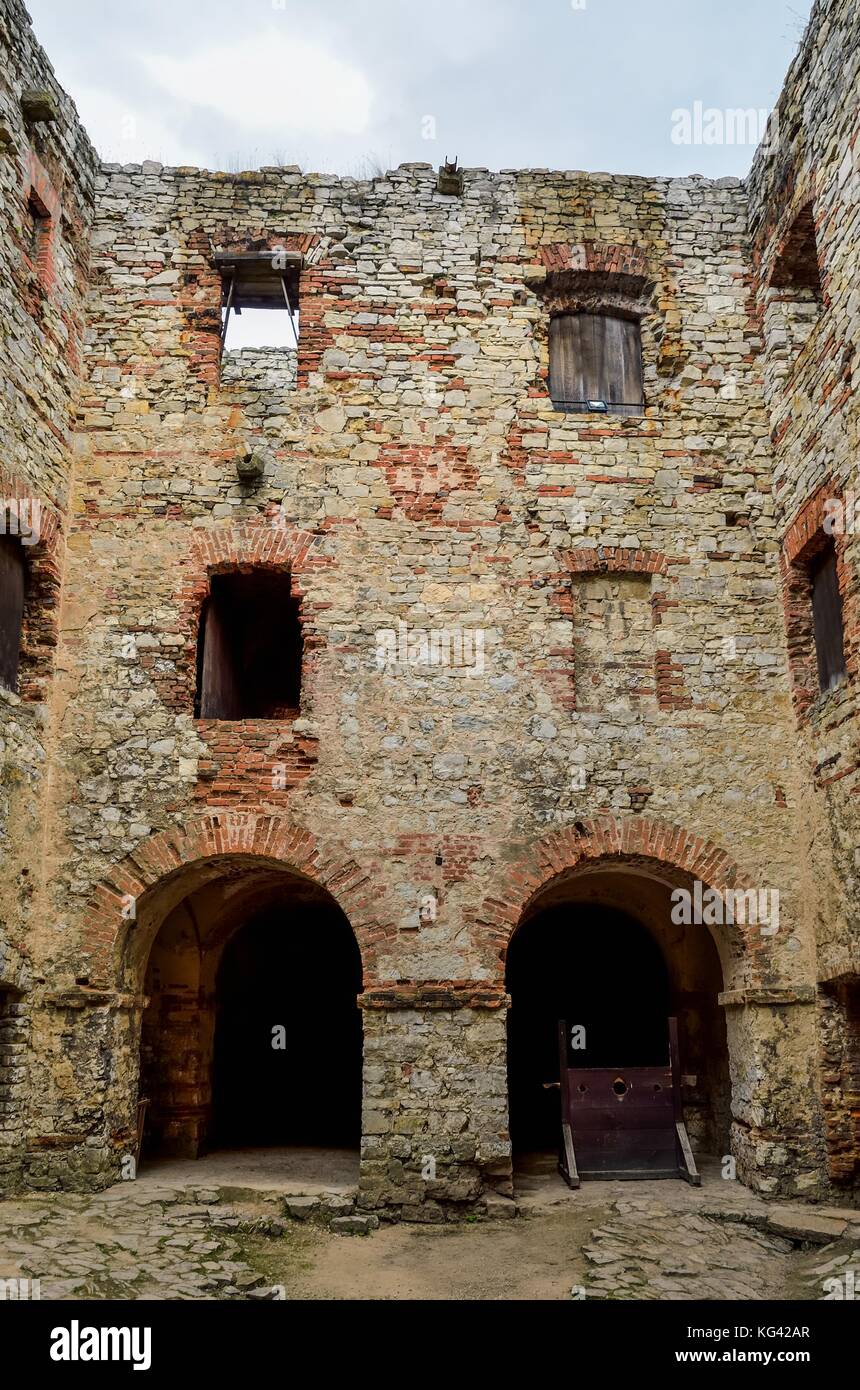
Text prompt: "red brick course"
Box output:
[[474, 814, 754, 978]]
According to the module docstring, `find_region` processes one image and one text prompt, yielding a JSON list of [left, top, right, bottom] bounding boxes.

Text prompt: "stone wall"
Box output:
[[36, 150, 822, 1205], [360, 998, 509, 1218], [0, 0, 97, 1193], [747, 0, 860, 1186], [0, 0, 855, 1210]]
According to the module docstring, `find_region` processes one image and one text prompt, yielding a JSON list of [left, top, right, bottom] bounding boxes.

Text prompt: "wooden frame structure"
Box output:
[[556, 1016, 700, 1187], [215, 251, 303, 358]]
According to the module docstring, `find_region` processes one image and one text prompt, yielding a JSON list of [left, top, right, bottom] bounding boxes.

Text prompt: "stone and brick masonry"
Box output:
[[0, 0, 856, 1216]]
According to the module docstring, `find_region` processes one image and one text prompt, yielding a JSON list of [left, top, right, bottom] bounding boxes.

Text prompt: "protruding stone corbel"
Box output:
[[235, 441, 271, 483], [20, 88, 59, 125]]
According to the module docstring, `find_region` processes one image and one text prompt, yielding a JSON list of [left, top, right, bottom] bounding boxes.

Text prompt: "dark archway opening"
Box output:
[[506, 903, 670, 1153], [211, 902, 362, 1149], [138, 867, 363, 1166]]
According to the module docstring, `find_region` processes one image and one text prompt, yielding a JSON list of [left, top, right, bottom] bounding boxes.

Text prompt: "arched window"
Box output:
[[549, 312, 644, 416], [0, 535, 26, 693]]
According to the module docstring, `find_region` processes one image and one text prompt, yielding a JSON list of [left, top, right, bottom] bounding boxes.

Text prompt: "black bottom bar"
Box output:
[[9, 1297, 852, 1377]]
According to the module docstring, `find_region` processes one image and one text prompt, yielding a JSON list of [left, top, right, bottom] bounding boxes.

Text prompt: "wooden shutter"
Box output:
[[197, 594, 242, 719], [0, 537, 25, 693], [811, 544, 847, 692], [549, 313, 644, 415]]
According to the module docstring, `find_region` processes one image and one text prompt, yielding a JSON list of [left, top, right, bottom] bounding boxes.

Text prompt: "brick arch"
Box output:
[[86, 809, 396, 986], [534, 241, 654, 317], [475, 815, 757, 979], [538, 241, 650, 280], [560, 546, 670, 577]]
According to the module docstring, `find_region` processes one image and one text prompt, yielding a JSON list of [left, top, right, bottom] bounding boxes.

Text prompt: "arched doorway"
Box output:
[[505, 866, 730, 1184], [211, 902, 361, 1149], [137, 862, 363, 1170]]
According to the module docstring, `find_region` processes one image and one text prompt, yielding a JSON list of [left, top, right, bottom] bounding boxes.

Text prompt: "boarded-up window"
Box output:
[[810, 542, 847, 693], [195, 570, 302, 719], [549, 313, 644, 415], [575, 574, 655, 712], [0, 536, 26, 693]]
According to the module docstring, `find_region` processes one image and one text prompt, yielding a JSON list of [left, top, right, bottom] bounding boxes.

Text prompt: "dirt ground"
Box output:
[[1, 1152, 857, 1302], [248, 1207, 604, 1301]]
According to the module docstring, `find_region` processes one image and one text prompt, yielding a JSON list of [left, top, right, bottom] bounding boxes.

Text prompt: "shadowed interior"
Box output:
[[138, 867, 362, 1162], [506, 869, 730, 1161]]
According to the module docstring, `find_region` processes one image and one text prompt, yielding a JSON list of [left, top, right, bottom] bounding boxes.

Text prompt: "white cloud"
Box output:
[[71, 85, 206, 166], [141, 30, 373, 138]]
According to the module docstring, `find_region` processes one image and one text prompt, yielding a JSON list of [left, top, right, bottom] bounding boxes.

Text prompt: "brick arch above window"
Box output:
[[538, 241, 650, 280], [560, 546, 670, 577], [534, 242, 653, 317]]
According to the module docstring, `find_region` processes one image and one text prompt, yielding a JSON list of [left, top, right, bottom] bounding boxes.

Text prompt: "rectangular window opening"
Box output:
[[216, 251, 302, 358], [767, 203, 823, 363], [810, 540, 847, 694], [24, 189, 51, 264], [549, 312, 644, 416], [771, 203, 822, 299], [0, 534, 27, 694], [195, 569, 303, 720]]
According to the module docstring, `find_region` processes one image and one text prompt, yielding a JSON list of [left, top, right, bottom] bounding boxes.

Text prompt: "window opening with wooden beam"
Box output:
[[215, 250, 302, 357]]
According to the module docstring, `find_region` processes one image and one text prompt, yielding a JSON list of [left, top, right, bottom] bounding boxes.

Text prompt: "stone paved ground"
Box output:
[[0, 1174, 857, 1302]]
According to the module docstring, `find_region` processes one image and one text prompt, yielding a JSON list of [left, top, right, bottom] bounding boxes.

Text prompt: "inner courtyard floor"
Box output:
[[1, 1154, 856, 1301]]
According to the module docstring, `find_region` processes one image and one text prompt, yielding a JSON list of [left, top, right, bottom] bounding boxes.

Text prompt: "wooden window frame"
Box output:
[[548, 310, 645, 416], [215, 251, 302, 360]]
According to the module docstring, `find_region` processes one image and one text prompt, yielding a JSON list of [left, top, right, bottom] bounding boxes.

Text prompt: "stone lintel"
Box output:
[[359, 982, 508, 1011], [43, 988, 148, 1012], [719, 986, 816, 1008]]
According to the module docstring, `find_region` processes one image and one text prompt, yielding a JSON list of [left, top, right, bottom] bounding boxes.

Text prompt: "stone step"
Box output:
[[330, 1214, 379, 1236]]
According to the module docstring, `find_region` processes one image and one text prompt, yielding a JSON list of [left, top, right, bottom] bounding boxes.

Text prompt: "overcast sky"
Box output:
[[26, 0, 814, 178]]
